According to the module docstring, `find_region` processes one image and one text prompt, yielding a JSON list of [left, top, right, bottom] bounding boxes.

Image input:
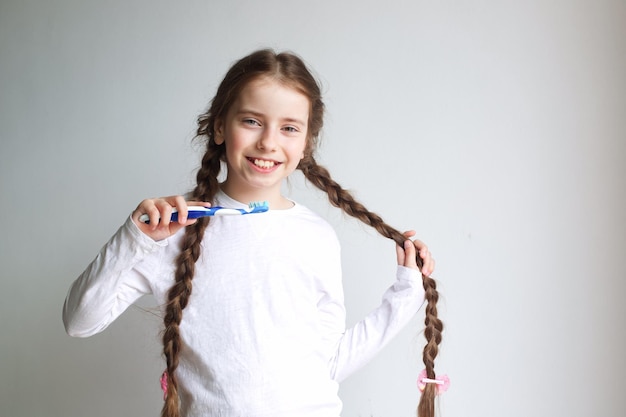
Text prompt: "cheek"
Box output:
[[222, 140, 242, 165], [224, 132, 248, 155], [291, 139, 307, 159]]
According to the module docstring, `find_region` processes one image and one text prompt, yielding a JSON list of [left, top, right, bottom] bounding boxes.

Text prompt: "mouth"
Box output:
[[248, 157, 280, 170]]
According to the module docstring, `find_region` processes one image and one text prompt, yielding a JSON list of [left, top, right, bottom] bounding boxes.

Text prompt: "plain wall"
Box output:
[[1, 1, 625, 416]]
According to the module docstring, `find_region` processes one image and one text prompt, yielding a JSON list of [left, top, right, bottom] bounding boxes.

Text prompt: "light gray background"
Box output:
[[1, 1, 625, 416]]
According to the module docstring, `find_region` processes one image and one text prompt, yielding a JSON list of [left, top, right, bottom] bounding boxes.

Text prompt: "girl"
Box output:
[[63, 49, 442, 417]]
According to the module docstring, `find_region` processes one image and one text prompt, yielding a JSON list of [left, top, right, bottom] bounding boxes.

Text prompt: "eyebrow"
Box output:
[[236, 109, 307, 127]]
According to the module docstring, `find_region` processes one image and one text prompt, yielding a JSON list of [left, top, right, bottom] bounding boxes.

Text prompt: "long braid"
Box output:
[[161, 140, 223, 417], [299, 158, 417, 258], [161, 220, 206, 417], [300, 156, 443, 417]]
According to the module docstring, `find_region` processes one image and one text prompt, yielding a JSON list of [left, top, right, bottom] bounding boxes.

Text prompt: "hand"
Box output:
[[131, 195, 211, 241], [395, 230, 435, 277]]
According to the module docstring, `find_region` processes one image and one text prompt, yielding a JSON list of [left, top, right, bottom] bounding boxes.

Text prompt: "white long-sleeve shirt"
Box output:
[[63, 191, 425, 417]]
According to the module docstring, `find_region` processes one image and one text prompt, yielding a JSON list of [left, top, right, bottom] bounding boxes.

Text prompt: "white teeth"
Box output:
[[254, 159, 275, 168]]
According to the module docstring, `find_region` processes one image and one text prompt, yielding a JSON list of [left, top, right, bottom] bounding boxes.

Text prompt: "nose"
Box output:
[[257, 127, 278, 151]]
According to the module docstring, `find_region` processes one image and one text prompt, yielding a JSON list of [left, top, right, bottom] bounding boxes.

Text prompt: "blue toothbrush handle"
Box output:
[[171, 207, 221, 222]]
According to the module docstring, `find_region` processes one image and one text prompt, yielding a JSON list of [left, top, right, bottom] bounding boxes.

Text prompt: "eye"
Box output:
[[282, 125, 299, 133], [243, 118, 260, 126]]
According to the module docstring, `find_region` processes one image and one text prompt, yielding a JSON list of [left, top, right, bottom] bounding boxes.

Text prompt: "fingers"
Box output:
[[396, 231, 436, 277], [396, 239, 418, 269], [131, 196, 211, 240], [132, 196, 175, 229], [418, 242, 435, 277]]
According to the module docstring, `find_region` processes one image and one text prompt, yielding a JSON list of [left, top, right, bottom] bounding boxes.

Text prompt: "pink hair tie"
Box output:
[[160, 371, 168, 400], [417, 369, 450, 394]]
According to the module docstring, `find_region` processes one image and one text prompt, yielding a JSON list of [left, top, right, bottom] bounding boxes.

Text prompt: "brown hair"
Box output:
[[161, 49, 443, 417]]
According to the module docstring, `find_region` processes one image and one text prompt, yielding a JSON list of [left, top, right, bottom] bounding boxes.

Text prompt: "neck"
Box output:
[[219, 182, 294, 210]]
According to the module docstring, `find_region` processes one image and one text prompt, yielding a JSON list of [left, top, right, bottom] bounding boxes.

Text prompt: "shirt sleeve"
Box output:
[[62, 216, 167, 337], [328, 266, 425, 382]]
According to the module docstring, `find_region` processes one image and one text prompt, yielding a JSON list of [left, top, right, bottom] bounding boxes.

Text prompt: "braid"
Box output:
[[299, 158, 420, 263], [417, 274, 443, 417], [300, 156, 443, 417], [161, 220, 206, 417], [161, 141, 223, 417]]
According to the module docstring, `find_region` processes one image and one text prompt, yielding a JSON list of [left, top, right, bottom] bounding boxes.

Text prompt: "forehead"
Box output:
[[232, 77, 310, 121]]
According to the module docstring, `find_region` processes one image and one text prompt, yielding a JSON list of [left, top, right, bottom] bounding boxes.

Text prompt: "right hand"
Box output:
[[395, 230, 435, 277], [131, 195, 211, 241]]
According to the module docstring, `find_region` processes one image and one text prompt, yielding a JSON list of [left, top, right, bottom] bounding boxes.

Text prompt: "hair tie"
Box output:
[[417, 369, 450, 394], [160, 371, 168, 400]]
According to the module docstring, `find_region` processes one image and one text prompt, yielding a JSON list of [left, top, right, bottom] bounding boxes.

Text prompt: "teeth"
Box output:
[[254, 159, 275, 169]]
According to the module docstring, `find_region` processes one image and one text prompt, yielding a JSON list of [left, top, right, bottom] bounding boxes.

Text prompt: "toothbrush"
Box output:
[[139, 201, 269, 224]]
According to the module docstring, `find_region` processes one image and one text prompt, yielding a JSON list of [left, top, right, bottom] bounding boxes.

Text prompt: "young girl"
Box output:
[[63, 49, 443, 417]]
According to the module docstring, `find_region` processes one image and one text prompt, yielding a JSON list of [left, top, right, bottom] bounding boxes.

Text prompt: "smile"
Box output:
[[248, 157, 279, 169]]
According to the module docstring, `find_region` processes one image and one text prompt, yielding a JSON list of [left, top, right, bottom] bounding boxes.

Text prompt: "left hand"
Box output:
[[396, 230, 435, 277]]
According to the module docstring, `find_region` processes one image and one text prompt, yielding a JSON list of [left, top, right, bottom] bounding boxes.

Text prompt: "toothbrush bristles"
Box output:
[[248, 201, 269, 212]]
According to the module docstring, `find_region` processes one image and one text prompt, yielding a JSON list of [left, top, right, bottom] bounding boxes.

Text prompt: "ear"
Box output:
[[214, 119, 225, 145]]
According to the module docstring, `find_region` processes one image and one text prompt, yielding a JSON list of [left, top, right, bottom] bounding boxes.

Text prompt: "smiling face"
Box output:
[[214, 76, 310, 208]]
